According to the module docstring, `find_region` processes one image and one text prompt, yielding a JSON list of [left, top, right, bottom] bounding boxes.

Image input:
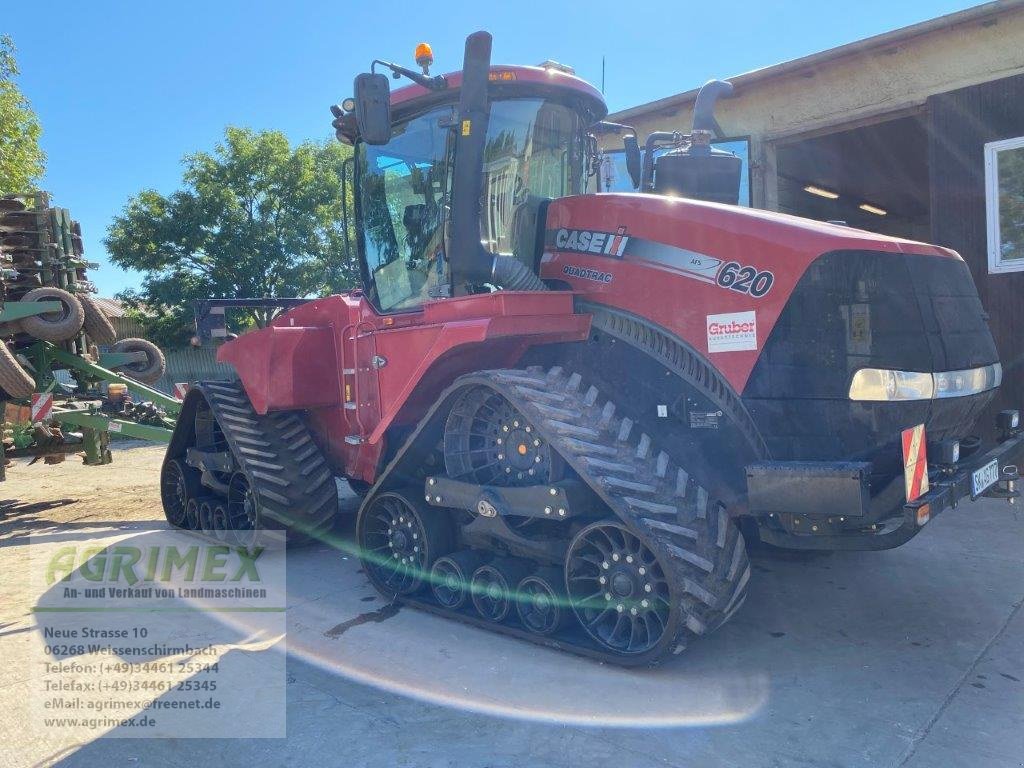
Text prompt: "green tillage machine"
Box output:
[[1, 340, 180, 480]]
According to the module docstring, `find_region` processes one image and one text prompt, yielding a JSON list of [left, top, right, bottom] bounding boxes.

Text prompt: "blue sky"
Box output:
[[5, 0, 977, 296]]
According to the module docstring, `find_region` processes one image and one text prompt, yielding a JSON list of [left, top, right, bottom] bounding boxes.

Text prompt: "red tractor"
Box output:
[[162, 32, 1023, 665]]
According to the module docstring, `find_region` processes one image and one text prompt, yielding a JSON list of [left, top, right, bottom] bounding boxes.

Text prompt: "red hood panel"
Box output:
[[540, 194, 959, 393]]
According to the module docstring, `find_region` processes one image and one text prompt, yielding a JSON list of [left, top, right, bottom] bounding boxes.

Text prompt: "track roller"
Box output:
[[516, 567, 569, 636], [198, 499, 215, 535], [184, 498, 200, 530], [430, 550, 488, 609], [357, 489, 452, 596], [211, 503, 229, 542], [470, 558, 532, 623]]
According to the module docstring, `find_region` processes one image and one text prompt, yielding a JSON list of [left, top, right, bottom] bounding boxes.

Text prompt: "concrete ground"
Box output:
[[1, 442, 1022, 767]]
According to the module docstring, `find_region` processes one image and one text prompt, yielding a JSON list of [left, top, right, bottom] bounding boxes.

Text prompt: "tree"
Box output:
[[0, 35, 45, 195], [106, 127, 358, 347]]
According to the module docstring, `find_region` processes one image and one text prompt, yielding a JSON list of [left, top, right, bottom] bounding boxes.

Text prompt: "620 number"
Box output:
[[716, 262, 774, 297]]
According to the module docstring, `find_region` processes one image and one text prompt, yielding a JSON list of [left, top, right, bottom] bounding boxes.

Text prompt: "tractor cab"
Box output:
[[332, 34, 606, 312]]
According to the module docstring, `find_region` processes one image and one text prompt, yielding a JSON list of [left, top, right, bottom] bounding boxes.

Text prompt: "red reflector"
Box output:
[[902, 424, 929, 502]]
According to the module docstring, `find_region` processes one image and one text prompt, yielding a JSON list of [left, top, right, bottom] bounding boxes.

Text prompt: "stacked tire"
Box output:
[[0, 192, 166, 398]]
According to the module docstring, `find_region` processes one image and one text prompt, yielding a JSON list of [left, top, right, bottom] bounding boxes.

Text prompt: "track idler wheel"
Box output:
[[516, 567, 569, 636], [565, 521, 677, 657], [358, 489, 452, 597], [470, 558, 532, 623], [430, 550, 487, 609], [160, 458, 201, 528], [226, 472, 258, 546]]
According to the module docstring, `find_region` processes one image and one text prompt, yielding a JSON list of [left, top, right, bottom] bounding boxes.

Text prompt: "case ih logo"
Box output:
[[554, 226, 629, 257], [706, 311, 758, 353]]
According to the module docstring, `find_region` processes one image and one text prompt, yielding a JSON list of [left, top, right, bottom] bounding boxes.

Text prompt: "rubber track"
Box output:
[[199, 381, 337, 537], [380, 366, 751, 666]]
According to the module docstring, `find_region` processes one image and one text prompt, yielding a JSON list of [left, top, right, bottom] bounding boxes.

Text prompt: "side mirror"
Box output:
[[623, 135, 642, 190], [354, 72, 392, 145]]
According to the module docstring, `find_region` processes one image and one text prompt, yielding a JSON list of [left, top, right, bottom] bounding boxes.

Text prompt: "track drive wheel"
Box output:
[[160, 458, 201, 528], [358, 489, 452, 597], [566, 521, 678, 658]]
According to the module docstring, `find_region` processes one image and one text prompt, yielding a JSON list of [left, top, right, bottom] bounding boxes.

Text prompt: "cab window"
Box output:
[[357, 107, 453, 311]]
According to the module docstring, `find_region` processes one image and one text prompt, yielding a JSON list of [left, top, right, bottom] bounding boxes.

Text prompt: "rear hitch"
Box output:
[[984, 464, 1020, 509]]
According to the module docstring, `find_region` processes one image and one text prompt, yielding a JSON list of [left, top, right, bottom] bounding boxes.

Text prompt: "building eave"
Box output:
[[609, 0, 1024, 122]]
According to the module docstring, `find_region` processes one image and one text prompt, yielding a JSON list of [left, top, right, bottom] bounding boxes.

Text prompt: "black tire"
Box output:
[[0, 341, 34, 399], [160, 458, 201, 528], [357, 489, 452, 596], [80, 295, 117, 345], [17, 287, 85, 342], [111, 338, 165, 384]]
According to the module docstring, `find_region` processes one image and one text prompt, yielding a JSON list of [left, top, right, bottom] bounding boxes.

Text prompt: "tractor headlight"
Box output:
[[848, 369, 934, 401], [934, 363, 1002, 398], [849, 363, 1002, 401]]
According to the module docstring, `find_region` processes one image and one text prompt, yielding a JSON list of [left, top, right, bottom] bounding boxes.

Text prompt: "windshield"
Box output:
[[357, 107, 453, 312], [480, 98, 585, 258]]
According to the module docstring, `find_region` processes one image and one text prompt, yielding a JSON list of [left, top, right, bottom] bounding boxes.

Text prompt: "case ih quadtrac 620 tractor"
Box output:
[[161, 32, 1024, 665]]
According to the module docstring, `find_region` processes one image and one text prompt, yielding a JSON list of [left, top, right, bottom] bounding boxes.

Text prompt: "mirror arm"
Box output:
[[371, 59, 448, 91]]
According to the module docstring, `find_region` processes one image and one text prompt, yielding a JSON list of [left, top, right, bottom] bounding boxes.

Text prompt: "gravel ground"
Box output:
[[1, 441, 166, 536]]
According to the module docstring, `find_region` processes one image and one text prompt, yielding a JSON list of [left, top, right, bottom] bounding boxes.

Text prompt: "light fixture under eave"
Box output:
[[859, 203, 888, 216], [803, 185, 839, 200]]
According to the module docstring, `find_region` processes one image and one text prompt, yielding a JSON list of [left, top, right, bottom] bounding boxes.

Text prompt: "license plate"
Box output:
[[971, 459, 1000, 498]]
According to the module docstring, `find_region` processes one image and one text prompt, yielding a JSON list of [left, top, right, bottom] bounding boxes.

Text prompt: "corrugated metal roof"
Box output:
[[91, 297, 126, 318], [610, 0, 1024, 122]]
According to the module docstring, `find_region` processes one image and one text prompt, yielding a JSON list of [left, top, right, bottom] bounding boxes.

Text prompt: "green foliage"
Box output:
[[0, 35, 46, 195], [106, 127, 357, 347]]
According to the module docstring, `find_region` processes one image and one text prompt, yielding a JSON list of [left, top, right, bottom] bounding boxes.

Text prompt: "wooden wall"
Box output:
[[929, 73, 1024, 434]]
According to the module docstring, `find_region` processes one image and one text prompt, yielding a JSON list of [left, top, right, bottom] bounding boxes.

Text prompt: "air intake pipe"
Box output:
[[447, 31, 547, 293]]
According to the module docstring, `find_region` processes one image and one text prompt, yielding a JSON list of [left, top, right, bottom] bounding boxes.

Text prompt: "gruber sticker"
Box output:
[[563, 264, 613, 283], [707, 311, 757, 353]]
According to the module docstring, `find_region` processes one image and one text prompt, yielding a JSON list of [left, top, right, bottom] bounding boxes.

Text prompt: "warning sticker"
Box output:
[[706, 311, 757, 353]]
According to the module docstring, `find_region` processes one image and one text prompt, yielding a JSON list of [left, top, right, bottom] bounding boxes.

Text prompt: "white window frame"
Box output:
[[985, 135, 1024, 274]]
